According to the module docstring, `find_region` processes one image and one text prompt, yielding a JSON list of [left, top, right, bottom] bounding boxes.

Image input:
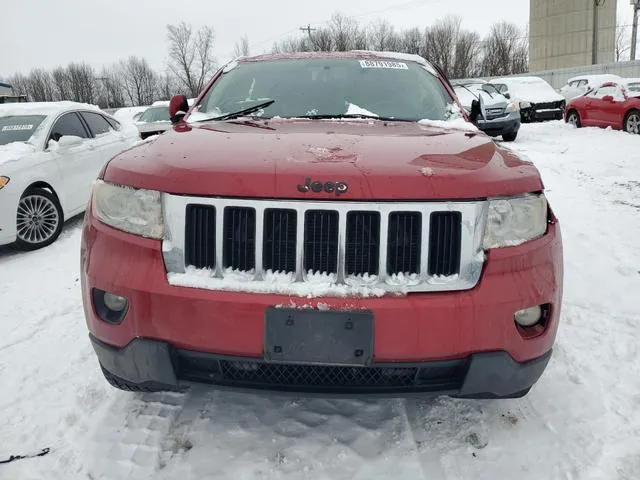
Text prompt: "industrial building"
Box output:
[[529, 0, 618, 71], [0, 82, 13, 96]]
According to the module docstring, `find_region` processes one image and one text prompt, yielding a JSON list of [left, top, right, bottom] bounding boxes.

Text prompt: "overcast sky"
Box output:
[[3, 0, 636, 76]]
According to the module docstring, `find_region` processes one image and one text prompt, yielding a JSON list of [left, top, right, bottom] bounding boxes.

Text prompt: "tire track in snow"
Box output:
[[83, 391, 187, 479]]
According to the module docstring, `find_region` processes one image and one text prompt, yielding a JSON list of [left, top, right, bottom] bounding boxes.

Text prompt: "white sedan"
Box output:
[[0, 101, 140, 250]]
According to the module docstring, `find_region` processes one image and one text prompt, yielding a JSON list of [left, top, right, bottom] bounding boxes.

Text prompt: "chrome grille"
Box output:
[[223, 207, 255, 271], [387, 212, 422, 275], [263, 209, 296, 273], [428, 212, 462, 276], [184, 204, 216, 270], [163, 196, 488, 294], [345, 211, 380, 276], [304, 210, 338, 274]]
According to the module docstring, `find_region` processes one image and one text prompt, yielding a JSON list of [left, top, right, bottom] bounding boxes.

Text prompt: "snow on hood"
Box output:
[[418, 117, 479, 132], [0, 142, 36, 167], [492, 77, 564, 103]]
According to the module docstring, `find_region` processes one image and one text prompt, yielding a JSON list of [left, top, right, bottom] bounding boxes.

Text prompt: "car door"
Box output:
[[582, 86, 616, 127], [78, 111, 128, 180], [47, 111, 94, 213], [602, 84, 630, 129]]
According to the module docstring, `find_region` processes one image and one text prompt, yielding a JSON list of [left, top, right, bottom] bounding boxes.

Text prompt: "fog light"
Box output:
[[514, 306, 542, 327], [104, 293, 127, 312], [92, 288, 129, 324]]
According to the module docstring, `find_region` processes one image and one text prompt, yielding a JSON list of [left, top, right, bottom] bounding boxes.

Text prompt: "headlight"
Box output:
[[0, 176, 9, 190], [483, 194, 548, 249], [520, 101, 531, 109], [505, 102, 520, 113], [92, 180, 163, 239]]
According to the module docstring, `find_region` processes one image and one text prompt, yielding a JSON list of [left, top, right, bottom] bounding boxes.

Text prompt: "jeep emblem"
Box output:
[[297, 177, 349, 196]]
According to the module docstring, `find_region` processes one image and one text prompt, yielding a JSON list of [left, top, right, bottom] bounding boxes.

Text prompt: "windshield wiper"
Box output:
[[195, 100, 275, 122], [297, 114, 413, 122]]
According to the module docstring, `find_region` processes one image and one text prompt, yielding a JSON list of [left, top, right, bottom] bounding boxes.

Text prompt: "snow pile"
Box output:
[[0, 141, 35, 166], [345, 103, 378, 117], [419, 117, 479, 132], [167, 267, 388, 298]]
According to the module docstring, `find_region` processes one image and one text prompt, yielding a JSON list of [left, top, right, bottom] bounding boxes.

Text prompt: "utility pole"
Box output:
[[592, 0, 605, 65], [632, 0, 640, 61], [300, 24, 317, 49]]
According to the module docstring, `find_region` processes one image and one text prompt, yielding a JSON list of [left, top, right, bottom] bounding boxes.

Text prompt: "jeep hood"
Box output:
[[103, 120, 543, 200]]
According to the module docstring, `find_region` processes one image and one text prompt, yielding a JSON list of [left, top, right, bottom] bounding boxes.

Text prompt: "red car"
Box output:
[[565, 81, 640, 134], [81, 51, 563, 399]]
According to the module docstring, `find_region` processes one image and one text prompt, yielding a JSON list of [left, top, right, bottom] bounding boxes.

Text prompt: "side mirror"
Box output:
[[503, 92, 511, 99], [602, 95, 614, 102], [169, 95, 190, 124], [57, 135, 84, 148]]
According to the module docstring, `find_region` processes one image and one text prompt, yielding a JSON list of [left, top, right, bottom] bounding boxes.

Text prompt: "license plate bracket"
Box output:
[[264, 307, 374, 366]]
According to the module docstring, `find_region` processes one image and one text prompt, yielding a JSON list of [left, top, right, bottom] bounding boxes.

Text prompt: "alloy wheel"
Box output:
[[568, 112, 580, 127], [16, 194, 61, 245], [626, 113, 640, 134]]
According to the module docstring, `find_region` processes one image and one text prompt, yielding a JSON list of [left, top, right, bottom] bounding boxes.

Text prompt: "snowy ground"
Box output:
[[1, 121, 639, 480]]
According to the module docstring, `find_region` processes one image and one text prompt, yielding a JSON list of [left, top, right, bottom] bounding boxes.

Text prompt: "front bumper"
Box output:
[[476, 112, 521, 137], [81, 208, 563, 397], [91, 334, 553, 398], [0, 186, 19, 246], [521, 107, 564, 122]]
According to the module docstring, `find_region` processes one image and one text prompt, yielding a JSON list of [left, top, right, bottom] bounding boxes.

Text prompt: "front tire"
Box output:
[[14, 188, 63, 251], [566, 110, 581, 128], [624, 110, 640, 134], [502, 131, 518, 142]]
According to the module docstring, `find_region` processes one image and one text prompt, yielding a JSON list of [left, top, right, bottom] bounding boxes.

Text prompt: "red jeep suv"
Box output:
[[80, 51, 563, 399]]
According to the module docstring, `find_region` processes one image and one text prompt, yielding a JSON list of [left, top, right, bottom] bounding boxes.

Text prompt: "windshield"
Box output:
[[139, 106, 169, 123], [626, 82, 640, 93], [192, 58, 454, 122], [0, 115, 46, 146]]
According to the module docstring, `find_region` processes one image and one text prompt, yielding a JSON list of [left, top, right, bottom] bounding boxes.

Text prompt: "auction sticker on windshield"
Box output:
[[2, 125, 34, 132], [359, 60, 408, 70]]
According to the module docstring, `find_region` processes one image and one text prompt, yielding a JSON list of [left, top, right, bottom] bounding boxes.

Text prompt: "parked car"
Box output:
[[565, 81, 640, 134], [489, 76, 566, 122], [559, 74, 621, 101], [622, 77, 640, 95], [0, 101, 140, 250], [134, 104, 171, 139], [453, 80, 521, 141], [81, 51, 563, 400]]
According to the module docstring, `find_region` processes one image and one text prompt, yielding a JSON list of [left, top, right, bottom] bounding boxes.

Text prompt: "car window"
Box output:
[[492, 84, 507, 94], [80, 111, 114, 136], [0, 115, 47, 146], [193, 58, 454, 122], [49, 112, 89, 142], [103, 115, 121, 130], [592, 86, 618, 99], [139, 106, 170, 123]]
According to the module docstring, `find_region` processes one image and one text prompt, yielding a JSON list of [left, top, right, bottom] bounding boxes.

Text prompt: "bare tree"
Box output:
[[402, 27, 423, 55], [66, 63, 97, 103], [329, 13, 361, 51], [424, 16, 462, 77], [158, 73, 181, 101], [119, 56, 158, 106], [8, 73, 29, 98], [616, 19, 631, 62], [453, 31, 481, 79], [51, 67, 72, 101], [24, 69, 55, 101], [99, 66, 127, 108], [481, 22, 528, 76], [167, 22, 217, 97], [233, 35, 250, 57], [369, 19, 401, 51]]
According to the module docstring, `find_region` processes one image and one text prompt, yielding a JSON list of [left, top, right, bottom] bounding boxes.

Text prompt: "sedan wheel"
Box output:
[[625, 111, 640, 134], [15, 188, 63, 250], [567, 111, 581, 128]]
